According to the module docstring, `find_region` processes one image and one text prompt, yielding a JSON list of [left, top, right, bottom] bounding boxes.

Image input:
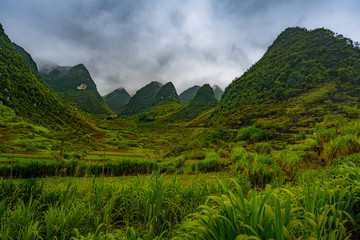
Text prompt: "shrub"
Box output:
[[279, 150, 302, 175], [237, 126, 266, 142], [197, 152, 222, 173], [217, 148, 229, 158], [315, 128, 336, 146], [231, 147, 247, 163], [255, 142, 272, 154], [326, 134, 360, 160], [236, 152, 278, 187]]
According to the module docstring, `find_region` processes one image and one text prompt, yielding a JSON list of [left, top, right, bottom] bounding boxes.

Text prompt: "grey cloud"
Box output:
[[1, 0, 360, 95]]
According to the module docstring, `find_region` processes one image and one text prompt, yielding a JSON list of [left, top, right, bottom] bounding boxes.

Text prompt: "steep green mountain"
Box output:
[[171, 84, 218, 120], [152, 82, 179, 105], [121, 81, 179, 115], [0, 23, 93, 130], [179, 85, 201, 105], [41, 64, 113, 115], [121, 81, 163, 115], [208, 27, 360, 130], [212, 85, 224, 101], [103, 88, 131, 113]]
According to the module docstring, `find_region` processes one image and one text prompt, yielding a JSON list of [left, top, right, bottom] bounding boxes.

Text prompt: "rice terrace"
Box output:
[[1, 1, 360, 239]]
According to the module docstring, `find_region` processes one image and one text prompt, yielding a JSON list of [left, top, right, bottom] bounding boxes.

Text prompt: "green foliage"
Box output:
[[197, 152, 222, 173], [231, 147, 247, 163], [236, 152, 278, 187], [41, 64, 113, 115], [103, 88, 130, 113], [326, 134, 360, 160], [255, 142, 272, 154], [237, 126, 266, 142]]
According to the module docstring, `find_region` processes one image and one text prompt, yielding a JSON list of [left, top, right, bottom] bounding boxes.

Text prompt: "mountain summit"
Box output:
[[103, 88, 131, 113], [209, 27, 360, 129], [41, 64, 112, 115]]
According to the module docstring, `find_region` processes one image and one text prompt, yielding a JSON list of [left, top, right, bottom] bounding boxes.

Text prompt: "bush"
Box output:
[[279, 150, 302, 175], [326, 134, 360, 160], [217, 148, 229, 158], [197, 152, 222, 173], [315, 128, 336, 146], [255, 142, 272, 154], [237, 127, 266, 142], [231, 147, 247, 163], [236, 152, 278, 187]]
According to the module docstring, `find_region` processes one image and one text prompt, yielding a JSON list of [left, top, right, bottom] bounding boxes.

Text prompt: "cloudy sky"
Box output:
[[1, 0, 360, 95]]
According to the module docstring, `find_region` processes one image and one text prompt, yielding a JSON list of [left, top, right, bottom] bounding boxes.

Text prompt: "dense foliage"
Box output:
[[103, 88, 131, 113], [209, 27, 360, 128], [41, 64, 113, 115]]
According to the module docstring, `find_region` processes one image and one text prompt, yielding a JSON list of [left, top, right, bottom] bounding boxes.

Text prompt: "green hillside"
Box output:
[[12, 43, 47, 86], [152, 82, 179, 105], [171, 84, 218, 121], [179, 85, 200, 105], [41, 64, 113, 115], [209, 27, 360, 130], [103, 88, 131, 113], [0, 24, 93, 130]]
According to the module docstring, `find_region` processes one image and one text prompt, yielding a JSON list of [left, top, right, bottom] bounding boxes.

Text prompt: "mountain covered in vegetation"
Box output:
[[209, 27, 360, 130], [12, 43, 47, 86], [0, 24, 93, 130], [121, 81, 179, 115], [179, 85, 201, 105], [171, 84, 218, 120], [103, 88, 130, 113], [41, 64, 112, 115]]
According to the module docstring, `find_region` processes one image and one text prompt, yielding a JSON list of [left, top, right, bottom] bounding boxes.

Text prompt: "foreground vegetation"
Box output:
[[1, 157, 360, 239]]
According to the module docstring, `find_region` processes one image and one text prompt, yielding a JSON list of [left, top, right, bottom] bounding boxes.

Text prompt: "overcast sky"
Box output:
[[1, 0, 360, 95]]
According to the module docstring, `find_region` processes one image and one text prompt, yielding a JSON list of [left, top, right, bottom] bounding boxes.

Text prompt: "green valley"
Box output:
[[2, 23, 360, 240]]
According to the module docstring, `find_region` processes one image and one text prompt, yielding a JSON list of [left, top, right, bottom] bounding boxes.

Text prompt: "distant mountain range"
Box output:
[[3, 22, 360, 131]]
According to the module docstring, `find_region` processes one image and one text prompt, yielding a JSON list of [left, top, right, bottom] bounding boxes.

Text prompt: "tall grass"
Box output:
[[0, 157, 189, 179]]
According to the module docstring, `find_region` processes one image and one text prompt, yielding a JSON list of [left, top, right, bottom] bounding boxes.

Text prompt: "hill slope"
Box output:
[[208, 27, 360, 130], [103, 88, 131, 113], [179, 85, 201, 105], [0, 23, 93, 130], [41, 64, 112, 115], [12, 43, 47, 86], [171, 84, 218, 121]]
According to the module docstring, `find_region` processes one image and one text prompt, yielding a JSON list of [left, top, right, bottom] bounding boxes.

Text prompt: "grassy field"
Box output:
[[2, 115, 360, 239]]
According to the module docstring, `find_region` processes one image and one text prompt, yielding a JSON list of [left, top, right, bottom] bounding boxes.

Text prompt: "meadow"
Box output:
[[2, 116, 360, 239]]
